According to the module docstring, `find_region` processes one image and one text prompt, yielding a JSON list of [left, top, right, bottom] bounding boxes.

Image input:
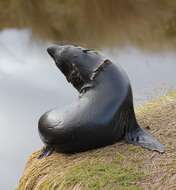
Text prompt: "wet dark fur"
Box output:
[[38, 45, 164, 158]]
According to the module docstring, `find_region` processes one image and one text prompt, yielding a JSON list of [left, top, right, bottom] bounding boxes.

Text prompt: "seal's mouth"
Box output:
[[59, 63, 85, 92], [47, 47, 56, 59]]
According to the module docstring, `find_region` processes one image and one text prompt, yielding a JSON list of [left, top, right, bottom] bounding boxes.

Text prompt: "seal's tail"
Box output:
[[125, 126, 164, 153]]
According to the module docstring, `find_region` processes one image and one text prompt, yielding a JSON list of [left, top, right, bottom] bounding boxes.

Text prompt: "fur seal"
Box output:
[[38, 44, 164, 158]]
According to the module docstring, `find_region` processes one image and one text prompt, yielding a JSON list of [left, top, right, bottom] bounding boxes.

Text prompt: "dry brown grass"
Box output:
[[1, 1, 176, 48], [17, 93, 176, 190]]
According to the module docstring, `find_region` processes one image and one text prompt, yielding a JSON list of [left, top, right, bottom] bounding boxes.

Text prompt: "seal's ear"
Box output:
[[103, 59, 112, 65], [91, 59, 112, 80]]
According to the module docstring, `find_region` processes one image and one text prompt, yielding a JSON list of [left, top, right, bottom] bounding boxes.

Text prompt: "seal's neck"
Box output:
[[90, 59, 112, 81], [78, 59, 112, 96]]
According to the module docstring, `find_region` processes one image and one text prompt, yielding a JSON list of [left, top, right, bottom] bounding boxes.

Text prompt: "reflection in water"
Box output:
[[0, 29, 176, 189]]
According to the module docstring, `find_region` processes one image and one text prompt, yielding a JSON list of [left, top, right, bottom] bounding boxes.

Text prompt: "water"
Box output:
[[102, 47, 176, 103], [0, 29, 176, 190]]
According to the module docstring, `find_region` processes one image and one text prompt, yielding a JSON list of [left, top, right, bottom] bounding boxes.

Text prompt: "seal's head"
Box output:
[[47, 44, 103, 91]]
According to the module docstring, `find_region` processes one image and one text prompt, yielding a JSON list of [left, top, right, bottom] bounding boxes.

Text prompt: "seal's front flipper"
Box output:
[[126, 127, 164, 153], [38, 145, 54, 159]]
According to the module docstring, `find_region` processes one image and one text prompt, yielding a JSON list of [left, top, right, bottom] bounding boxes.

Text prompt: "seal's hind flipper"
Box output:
[[126, 127, 164, 153], [38, 145, 54, 159]]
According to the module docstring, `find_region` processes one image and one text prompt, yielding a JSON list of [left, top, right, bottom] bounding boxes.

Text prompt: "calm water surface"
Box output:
[[0, 29, 176, 189]]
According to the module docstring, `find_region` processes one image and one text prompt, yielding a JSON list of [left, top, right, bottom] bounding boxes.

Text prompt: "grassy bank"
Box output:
[[1, 1, 176, 48], [17, 92, 176, 190]]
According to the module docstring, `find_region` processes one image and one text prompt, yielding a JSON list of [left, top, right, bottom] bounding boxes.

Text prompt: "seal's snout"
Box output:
[[47, 47, 56, 58]]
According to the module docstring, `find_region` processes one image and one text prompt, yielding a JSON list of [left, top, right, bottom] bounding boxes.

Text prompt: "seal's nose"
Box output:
[[47, 47, 56, 57]]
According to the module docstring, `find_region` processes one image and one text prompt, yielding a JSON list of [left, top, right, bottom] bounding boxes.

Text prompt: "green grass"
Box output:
[[64, 160, 142, 190], [168, 90, 176, 98], [33, 150, 144, 190], [42, 153, 144, 190]]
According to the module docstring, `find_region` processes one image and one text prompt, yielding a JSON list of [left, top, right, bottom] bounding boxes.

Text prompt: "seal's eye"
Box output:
[[82, 49, 93, 53], [82, 49, 98, 55], [82, 49, 89, 53]]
